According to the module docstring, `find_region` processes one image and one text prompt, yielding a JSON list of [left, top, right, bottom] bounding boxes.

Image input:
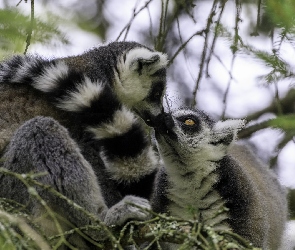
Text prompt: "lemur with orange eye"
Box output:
[[151, 107, 287, 250], [0, 41, 168, 248]]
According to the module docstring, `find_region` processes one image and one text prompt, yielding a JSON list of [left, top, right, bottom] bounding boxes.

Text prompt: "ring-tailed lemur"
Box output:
[[151, 108, 287, 250], [0, 41, 167, 246]]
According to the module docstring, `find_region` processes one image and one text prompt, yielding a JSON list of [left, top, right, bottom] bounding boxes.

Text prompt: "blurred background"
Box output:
[[0, 0, 294, 248]]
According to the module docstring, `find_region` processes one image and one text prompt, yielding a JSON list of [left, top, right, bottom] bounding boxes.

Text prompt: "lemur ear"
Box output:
[[135, 55, 160, 74], [211, 119, 245, 146], [138, 55, 160, 65], [126, 48, 168, 75]]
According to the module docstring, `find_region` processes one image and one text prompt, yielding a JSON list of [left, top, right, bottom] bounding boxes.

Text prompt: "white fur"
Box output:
[[33, 61, 69, 92], [172, 108, 200, 118], [101, 146, 159, 183], [159, 153, 229, 229], [213, 119, 245, 139], [124, 48, 168, 74], [214, 119, 245, 131], [88, 106, 137, 139], [158, 136, 229, 228], [57, 77, 104, 112], [114, 48, 168, 108]]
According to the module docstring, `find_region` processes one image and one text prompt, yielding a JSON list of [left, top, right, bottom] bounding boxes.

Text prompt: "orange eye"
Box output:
[[184, 119, 195, 126]]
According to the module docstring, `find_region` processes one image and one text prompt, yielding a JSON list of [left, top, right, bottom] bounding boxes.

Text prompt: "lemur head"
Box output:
[[113, 44, 168, 126], [154, 108, 245, 162]]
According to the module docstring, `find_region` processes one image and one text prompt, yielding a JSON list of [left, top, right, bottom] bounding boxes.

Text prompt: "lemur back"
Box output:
[[0, 41, 168, 247], [151, 108, 287, 250]]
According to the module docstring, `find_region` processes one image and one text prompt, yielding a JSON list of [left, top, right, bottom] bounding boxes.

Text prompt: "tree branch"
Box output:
[[245, 89, 295, 121], [24, 0, 34, 55], [168, 29, 205, 67], [115, 0, 153, 41], [0, 167, 260, 249], [221, 0, 242, 119]]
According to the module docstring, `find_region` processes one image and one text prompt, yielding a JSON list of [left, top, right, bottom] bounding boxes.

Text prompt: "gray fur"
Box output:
[[0, 117, 151, 248], [151, 108, 287, 250], [227, 144, 287, 249]]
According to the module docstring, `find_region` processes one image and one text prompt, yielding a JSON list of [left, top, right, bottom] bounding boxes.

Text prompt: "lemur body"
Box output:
[[152, 108, 287, 250], [0, 41, 167, 246]]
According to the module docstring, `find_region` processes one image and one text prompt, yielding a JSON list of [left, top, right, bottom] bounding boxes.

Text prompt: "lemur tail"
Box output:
[[0, 55, 83, 93]]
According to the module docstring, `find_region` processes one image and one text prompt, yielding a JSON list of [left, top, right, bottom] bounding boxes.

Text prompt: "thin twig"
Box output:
[[237, 121, 268, 139], [116, 0, 153, 41], [163, 0, 169, 27], [155, 0, 169, 51], [0, 168, 123, 250], [191, 0, 219, 107], [205, 0, 227, 77], [0, 209, 51, 250], [147, 6, 154, 39], [257, 0, 261, 29], [221, 0, 242, 119], [29, 177, 122, 249], [16, 0, 23, 6], [212, 52, 238, 83], [170, 17, 198, 87], [219, 230, 255, 249], [168, 29, 205, 67], [24, 0, 34, 55], [0, 168, 72, 249], [270, 133, 294, 168], [251, 0, 261, 36], [123, 0, 140, 41], [273, 82, 283, 115]]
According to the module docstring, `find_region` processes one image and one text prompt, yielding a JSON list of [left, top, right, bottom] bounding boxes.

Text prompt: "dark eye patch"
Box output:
[[176, 115, 201, 134]]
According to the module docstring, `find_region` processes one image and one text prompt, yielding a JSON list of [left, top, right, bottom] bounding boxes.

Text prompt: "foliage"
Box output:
[[264, 0, 295, 30], [0, 6, 68, 56], [0, 167, 260, 250]]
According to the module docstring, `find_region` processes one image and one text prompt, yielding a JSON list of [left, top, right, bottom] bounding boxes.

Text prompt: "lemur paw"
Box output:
[[104, 195, 152, 226]]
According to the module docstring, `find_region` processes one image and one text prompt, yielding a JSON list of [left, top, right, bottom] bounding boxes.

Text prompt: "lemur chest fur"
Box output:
[[164, 156, 228, 227]]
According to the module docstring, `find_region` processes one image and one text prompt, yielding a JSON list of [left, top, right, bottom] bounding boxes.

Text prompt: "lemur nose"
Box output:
[[141, 108, 162, 127]]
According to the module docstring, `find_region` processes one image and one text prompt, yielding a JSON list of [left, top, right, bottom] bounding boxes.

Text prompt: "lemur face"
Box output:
[[154, 108, 245, 161], [154, 108, 214, 153], [114, 47, 168, 125]]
